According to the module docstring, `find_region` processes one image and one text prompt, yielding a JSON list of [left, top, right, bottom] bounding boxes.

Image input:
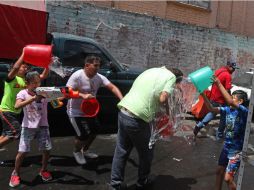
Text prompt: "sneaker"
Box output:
[[193, 125, 201, 136], [73, 151, 87, 164], [9, 174, 21, 187], [84, 151, 98, 159], [39, 170, 53, 182]]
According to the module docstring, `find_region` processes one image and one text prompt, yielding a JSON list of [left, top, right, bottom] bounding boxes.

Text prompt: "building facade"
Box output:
[[92, 1, 254, 38], [46, 1, 254, 74]]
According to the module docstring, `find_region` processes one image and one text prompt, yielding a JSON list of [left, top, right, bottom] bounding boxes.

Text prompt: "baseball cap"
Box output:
[[227, 59, 239, 69]]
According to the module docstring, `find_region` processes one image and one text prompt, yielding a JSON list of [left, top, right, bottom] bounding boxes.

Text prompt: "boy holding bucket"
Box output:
[[0, 50, 49, 150], [193, 59, 238, 139], [201, 76, 248, 190], [66, 55, 123, 165]]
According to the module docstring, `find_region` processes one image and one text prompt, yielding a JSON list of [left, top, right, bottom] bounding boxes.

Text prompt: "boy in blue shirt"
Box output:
[[202, 76, 248, 190]]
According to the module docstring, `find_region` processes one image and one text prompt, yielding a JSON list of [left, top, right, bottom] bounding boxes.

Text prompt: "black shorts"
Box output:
[[0, 111, 21, 139], [69, 117, 99, 141]]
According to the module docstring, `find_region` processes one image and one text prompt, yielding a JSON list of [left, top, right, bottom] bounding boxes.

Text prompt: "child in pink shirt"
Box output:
[[9, 71, 52, 188]]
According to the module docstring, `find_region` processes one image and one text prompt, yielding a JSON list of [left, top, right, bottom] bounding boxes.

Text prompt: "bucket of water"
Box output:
[[80, 98, 100, 117], [23, 44, 52, 68], [188, 66, 213, 93]]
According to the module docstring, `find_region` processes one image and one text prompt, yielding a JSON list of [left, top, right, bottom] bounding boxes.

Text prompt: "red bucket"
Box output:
[[156, 115, 174, 137], [80, 98, 100, 117], [23, 44, 52, 68], [160, 123, 174, 137]]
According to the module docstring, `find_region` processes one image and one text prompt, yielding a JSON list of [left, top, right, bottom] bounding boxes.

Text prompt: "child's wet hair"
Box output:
[[25, 71, 40, 84], [232, 90, 249, 107]]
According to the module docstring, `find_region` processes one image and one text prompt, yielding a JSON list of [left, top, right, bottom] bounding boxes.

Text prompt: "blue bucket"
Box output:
[[188, 66, 213, 93]]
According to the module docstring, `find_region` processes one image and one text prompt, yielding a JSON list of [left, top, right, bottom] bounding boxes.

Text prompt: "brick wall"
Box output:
[[165, 2, 210, 27], [113, 1, 167, 19], [91, 1, 254, 38], [47, 1, 254, 75]]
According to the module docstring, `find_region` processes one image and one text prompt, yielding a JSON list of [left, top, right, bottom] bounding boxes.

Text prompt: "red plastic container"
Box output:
[[160, 123, 174, 137], [156, 115, 174, 137], [23, 44, 52, 68], [80, 98, 100, 117]]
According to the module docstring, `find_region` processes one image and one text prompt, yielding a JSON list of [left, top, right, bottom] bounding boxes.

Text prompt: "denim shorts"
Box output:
[[18, 127, 52, 152], [0, 111, 21, 139]]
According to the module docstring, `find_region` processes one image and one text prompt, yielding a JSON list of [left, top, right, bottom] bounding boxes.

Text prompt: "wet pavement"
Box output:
[[1, 117, 254, 190]]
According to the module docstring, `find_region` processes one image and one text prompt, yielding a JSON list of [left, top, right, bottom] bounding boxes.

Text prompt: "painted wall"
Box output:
[[46, 1, 254, 75]]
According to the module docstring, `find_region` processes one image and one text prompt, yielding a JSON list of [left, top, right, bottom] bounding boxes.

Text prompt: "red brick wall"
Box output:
[[113, 1, 167, 18], [89, 1, 254, 37], [47, 2, 254, 73], [165, 2, 210, 27], [244, 2, 254, 37]]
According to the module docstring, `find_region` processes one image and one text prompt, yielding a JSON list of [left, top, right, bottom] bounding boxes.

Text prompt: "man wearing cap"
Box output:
[[193, 58, 239, 139]]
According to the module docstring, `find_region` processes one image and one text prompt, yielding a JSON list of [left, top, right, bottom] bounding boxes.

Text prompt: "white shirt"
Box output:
[[66, 69, 110, 117], [17, 89, 49, 128]]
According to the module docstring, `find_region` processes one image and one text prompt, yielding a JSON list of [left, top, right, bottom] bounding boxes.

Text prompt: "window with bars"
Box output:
[[177, 1, 210, 9]]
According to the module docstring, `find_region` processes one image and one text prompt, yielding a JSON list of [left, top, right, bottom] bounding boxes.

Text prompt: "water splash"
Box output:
[[49, 56, 66, 78], [149, 78, 197, 148]]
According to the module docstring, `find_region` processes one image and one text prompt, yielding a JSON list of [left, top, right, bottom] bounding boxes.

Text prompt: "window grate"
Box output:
[[176, 0, 210, 9]]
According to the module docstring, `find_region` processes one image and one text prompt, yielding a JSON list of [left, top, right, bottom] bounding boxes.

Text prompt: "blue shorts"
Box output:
[[218, 148, 241, 177]]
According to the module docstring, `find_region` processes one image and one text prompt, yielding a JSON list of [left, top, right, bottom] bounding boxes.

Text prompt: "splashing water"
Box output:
[[49, 56, 66, 78], [149, 78, 197, 148]]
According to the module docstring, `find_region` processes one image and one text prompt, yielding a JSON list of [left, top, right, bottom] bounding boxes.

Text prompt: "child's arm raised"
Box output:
[[40, 68, 49, 80], [8, 51, 24, 80], [201, 92, 220, 114], [213, 76, 238, 108]]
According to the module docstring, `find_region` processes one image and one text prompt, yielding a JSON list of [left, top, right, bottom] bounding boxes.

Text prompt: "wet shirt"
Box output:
[[66, 69, 110, 117], [220, 105, 248, 153], [17, 89, 49, 128], [0, 76, 26, 113], [118, 67, 176, 123], [210, 67, 232, 104]]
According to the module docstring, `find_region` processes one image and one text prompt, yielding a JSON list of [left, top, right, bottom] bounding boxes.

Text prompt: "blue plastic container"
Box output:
[[188, 66, 213, 93]]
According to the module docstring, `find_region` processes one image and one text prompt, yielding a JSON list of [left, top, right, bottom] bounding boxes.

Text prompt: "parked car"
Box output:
[[231, 69, 254, 121], [231, 70, 253, 100]]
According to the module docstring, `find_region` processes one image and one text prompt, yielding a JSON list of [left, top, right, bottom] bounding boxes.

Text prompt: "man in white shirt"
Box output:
[[66, 55, 123, 165]]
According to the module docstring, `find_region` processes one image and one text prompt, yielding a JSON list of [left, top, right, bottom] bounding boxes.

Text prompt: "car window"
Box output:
[[63, 40, 111, 70]]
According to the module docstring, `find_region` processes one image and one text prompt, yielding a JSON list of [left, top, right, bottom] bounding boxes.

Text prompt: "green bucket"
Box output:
[[188, 66, 213, 93]]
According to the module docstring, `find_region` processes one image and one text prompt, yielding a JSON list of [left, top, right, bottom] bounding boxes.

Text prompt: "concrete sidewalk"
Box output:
[[1, 118, 254, 190]]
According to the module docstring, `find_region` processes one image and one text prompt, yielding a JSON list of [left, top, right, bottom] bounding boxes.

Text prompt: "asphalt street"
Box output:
[[1, 117, 254, 190]]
